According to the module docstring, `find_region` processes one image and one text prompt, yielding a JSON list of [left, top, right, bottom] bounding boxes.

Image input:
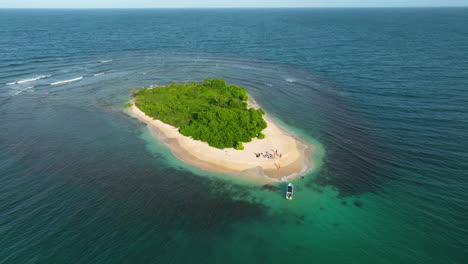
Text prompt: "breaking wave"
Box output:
[[50, 77, 83, 85], [11, 86, 34, 96], [6, 75, 50, 85]]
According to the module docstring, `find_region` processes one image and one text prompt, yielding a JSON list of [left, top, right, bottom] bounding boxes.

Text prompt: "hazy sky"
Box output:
[[1, 0, 467, 8]]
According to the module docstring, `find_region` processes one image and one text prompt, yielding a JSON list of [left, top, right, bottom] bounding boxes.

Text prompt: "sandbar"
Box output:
[[129, 101, 316, 182]]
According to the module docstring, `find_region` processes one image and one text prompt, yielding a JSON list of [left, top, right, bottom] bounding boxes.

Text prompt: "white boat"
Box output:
[[286, 183, 293, 200]]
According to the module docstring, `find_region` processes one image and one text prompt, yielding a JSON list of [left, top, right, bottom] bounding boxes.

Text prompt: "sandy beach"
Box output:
[[129, 103, 316, 182]]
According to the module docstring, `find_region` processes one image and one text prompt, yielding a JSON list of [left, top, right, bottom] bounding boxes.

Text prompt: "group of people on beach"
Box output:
[[255, 149, 282, 160]]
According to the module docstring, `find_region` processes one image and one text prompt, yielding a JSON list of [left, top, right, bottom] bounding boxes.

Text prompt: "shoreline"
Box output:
[[129, 101, 316, 182]]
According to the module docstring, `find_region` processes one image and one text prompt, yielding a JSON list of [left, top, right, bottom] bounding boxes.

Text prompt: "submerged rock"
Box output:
[[354, 200, 363, 208]]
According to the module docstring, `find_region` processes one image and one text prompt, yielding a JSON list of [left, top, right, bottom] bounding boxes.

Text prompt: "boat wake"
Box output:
[[50, 77, 83, 85]]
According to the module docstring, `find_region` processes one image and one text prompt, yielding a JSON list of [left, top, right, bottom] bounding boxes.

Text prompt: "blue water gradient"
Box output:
[[0, 8, 467, 264]]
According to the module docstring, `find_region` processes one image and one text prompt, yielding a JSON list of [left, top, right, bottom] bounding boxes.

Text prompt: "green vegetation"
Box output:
[[234, 142, 244, 150], [124, 103, 133, 108], [257, 132, 265, 139], [133, 78, 267, 149]]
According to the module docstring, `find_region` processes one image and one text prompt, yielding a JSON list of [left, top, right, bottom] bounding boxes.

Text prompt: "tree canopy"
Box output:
[[133, 78, 267, 149]]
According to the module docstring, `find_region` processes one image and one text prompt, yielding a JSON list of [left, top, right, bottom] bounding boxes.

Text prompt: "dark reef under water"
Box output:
[[0, 8, 467, 264]]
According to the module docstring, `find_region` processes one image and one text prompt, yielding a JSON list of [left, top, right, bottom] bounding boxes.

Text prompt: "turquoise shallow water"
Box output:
[[1, 8, 467, 263]]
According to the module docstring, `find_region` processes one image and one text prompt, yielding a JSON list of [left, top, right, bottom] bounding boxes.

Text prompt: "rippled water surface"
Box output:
[[1, 8, 467, 263]]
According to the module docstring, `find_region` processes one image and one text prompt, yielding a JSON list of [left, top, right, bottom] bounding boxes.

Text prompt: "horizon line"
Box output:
[[1, 6, 468, 9]]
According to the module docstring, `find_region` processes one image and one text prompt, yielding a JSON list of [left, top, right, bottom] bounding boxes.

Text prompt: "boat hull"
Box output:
[[286, 183, 294, 200]]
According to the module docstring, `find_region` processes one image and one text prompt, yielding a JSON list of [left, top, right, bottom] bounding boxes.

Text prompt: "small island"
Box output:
[[128, 79, 315, 182]]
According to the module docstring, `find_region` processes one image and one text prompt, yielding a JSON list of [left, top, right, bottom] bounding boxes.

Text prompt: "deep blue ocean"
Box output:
[[0, 8, 467, 263]]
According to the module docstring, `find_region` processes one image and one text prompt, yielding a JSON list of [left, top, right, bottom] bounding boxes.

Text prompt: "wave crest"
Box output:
[[50, 77, 83, 85], [6, 75, 50, 85]]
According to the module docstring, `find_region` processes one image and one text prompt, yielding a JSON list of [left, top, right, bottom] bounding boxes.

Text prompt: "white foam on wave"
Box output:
[[50, 77, 83, 86], [11, 86, 34, 96], [93, 72, 104, 76], [6, 75, 50, 85], [98, 60, 112, 63], [265, 83, 273, 87], [285, 78, 296, 83]]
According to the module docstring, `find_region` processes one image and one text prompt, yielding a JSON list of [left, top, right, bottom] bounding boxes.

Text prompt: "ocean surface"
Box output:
[[1, 8, 467, 263]]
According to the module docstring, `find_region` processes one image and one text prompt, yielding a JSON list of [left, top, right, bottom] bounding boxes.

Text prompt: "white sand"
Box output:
[[129, 104, 315, 182]]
